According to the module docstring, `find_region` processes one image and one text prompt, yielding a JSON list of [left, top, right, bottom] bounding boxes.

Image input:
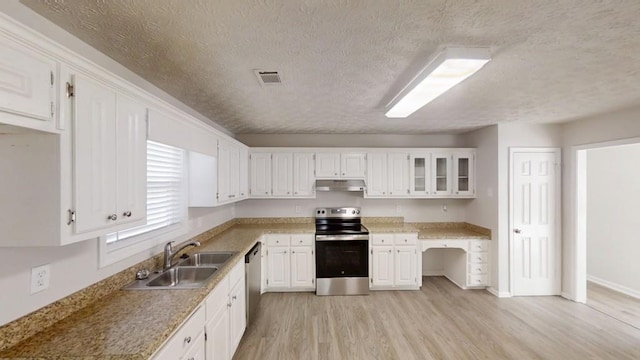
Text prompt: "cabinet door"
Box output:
[[395, 246, 417, 287], [73, 75, 117, 233], [239, 147, 249, 199], [183, 332, 205, 360], [217, 140, 231, 201], [115, 95, 147, 224], [266, 247, 290, 288], [371, 246, 394, 287], [315, 153, 340, 178], [272, 152, 293, 196], [366, 153, 387, 196], [409, 154, 431, 196], [431, 153, 452, 196], [341, 153, 366, 178], [229, 277, 246, 354], [0, 36, 56, 126], [205, 294, 230, 360], [293, 153, 315, 197], [228, 145, 240, 200], [291, 246, 314, 289], [453, 152, 475, 197], [387, 153, 409, 196], [249, 152, 271, 197]]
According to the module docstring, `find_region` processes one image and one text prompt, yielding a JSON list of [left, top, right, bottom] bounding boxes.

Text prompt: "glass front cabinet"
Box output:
[[408, 150, 475, 198], [409, 154, 431, 196], [453, 151, 475, 196]]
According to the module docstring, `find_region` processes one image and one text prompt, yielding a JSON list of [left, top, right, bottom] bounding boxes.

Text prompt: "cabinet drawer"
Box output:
[[468, 263, 489, 275], [469, 241, 489, 252], [467, 274, 489, 287], [372, 234, 393, 245], [291, 234, 313, 246], [205, 278, 229, 320], [267, 234, 290, 246], [153, 305, 205, 359], [182, 332, 205, 360], [468, 252, 489, 263], [394, 233, 418, 245], [229, 260, 245, 288]]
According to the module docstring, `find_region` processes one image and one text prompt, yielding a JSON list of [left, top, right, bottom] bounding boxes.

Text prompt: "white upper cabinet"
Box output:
[[0, 34, 58, 132], [292, 152, 315, 197], [341, 153, 366, 178], [271, 152, 293, 197], [409, 153, 431, 196], [316, 152, 366, 179], [239, 146, 249, 199], [250, 152, 271, 197], [189, 151, 218, 207], [73, 75, 146, 234], [366, 152, 388, 196], [228, 145, 240, 200], [315, 152, 341, 178], [453, 151, 475, 197], [387, 153, 409, 197], [217, 139, 231, 201], [431, 152, 453, 196]]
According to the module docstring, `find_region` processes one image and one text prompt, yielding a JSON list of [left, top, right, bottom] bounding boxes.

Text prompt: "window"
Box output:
[[100, 141, 187, 266]]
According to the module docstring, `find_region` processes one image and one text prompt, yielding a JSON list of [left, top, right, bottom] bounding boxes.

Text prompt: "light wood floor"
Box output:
[[587, 281, 640, 330], [234, 277, 640, 360]]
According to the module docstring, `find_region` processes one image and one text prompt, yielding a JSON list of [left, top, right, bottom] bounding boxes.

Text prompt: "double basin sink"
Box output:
[[126, 252, 237, 290]]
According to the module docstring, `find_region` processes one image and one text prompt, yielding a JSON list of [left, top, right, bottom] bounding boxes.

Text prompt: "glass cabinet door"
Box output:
[[431, 153, 451, 195], [409, 154, 431, 195], [453, 152, 475, 196]]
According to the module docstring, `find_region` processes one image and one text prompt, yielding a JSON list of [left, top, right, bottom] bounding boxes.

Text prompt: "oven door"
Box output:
[[315, 239, 368, 278]]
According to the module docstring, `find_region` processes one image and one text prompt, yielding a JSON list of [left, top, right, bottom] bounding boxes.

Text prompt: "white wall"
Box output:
[[462, 125, 500, 290], [587, 144, 640, 294], [236, 133, 463, 148], [561, 105, 640, 301]]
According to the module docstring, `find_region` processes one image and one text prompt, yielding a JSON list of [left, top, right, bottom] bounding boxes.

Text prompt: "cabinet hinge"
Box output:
[[407, 154, 410, 160], [266, 279, 269, 285], [370, 278, 373, 284], [205, 332, 207, 341], [249, 154, 251, 159], [66, 82, 74, 98], [312, 278, 314, 284], [313, 154, 316, 160], [370, 249, 373, 255], [50, 102, 54, 117], [67, 209, 76, 225], [50, 71, 54, 86], [216, 193, 219, 200]]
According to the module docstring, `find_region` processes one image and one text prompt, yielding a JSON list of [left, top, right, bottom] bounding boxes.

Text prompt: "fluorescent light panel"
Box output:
[[385, 47, 491, 118]]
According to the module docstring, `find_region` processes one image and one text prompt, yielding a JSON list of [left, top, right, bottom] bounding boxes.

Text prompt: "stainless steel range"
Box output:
[[315, 207, 369, 296]]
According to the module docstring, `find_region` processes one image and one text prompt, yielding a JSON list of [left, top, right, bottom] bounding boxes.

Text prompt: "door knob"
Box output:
[[514, 229, 521, 234]]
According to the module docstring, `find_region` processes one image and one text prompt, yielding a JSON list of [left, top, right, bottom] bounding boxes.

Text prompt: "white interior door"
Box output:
[[511, 148, 561, 296]]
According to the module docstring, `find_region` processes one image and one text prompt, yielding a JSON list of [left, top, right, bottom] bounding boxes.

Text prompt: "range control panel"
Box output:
[[315, 207, 361, 218]]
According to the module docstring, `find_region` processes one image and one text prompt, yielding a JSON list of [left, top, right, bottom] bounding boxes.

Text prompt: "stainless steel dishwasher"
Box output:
[[245, 242, 261, 326]]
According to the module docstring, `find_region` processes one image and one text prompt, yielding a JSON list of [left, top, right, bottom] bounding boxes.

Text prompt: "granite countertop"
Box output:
[[0, 220, 487, 359], [364, 222, 491, 240], [0, 224, 313, 360]]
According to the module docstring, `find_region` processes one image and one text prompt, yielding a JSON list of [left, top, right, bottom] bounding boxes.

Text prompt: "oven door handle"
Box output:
[[315, 235, 370, 241]]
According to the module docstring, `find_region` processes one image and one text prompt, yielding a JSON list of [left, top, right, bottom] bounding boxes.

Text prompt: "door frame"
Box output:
[[569, 136, 640, 303], [509, 147, 562, 296]]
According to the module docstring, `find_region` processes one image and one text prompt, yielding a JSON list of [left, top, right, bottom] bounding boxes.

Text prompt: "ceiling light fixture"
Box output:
[[385, 47, 491, 118]]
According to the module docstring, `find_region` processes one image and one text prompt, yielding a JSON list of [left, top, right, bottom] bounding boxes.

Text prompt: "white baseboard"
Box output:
[[486, 287, 511, 298], [422, 270, 444, 276], [587, 275, 640, 300]]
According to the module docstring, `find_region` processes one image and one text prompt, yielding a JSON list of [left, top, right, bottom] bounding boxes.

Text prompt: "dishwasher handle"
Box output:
[[245, 242, 261, 263]]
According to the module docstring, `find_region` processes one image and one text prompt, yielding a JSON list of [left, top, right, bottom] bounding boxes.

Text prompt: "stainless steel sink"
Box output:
[[178, 251, 236, 267], [145, 267, 219, 288]]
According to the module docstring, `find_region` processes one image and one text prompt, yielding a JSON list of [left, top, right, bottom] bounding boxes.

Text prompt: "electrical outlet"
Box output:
[[30, 264, 50, 294], [442, 204, 448, 212], [395, 205, 401, 213], [295, 205, 302, 214]]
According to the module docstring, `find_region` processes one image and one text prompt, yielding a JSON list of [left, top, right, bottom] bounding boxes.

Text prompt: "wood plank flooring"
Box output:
[[234, 277, 640, 360], [587, 281, 640, 330]]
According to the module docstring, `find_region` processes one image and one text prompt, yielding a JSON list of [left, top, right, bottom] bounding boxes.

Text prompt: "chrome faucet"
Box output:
[[163, 240, 201, 270]]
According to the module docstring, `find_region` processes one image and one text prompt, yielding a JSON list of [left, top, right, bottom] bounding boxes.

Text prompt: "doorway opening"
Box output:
[[573, 139, 640, 328]]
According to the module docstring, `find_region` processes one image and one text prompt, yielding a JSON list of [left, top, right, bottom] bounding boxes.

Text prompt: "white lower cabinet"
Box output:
[[265, 234, 315, 292], [205, 260, 246, 360], [152, 306, 206, 360], [467, 240, 490, 287], [370, 233, 420, 290]]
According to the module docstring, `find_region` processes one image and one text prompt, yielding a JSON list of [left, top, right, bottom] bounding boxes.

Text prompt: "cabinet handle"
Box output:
[[123, 211, 132, 217], [342, 173, 345, 176], [265, 192, 269, 195], [184, 336, 191, 344], [292, 250, 296, 254], [381, 239, 384, 243], [335, 173, 338, 176], [227, 302, 232, 308], [287, 192, 290, 194], [107, 214, 118, 221], [404, 239, 407, 242], [397, 249, 400, 253], [232, 295, 237, 300], [188, 358, 195, 360], [294, 192, 297, 194], [388, 249, 392, 253], [284, 251, 287, 254]]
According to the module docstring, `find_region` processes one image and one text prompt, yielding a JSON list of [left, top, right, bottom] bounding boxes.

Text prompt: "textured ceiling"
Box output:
[[20, 0, 640, 134]]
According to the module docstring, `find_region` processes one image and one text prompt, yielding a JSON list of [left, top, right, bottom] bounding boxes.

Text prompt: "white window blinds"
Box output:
[[106, 140, 185, 244]]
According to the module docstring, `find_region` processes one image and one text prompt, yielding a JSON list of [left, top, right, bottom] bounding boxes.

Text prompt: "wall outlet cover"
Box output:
[[30, 264, 50, 295]]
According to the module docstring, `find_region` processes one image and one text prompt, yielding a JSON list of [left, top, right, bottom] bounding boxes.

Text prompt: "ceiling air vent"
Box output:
[[254, 70, 283, 86]]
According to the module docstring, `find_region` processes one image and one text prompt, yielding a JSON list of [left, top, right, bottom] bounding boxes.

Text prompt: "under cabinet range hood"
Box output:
[[315, 179, 366, 192]]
